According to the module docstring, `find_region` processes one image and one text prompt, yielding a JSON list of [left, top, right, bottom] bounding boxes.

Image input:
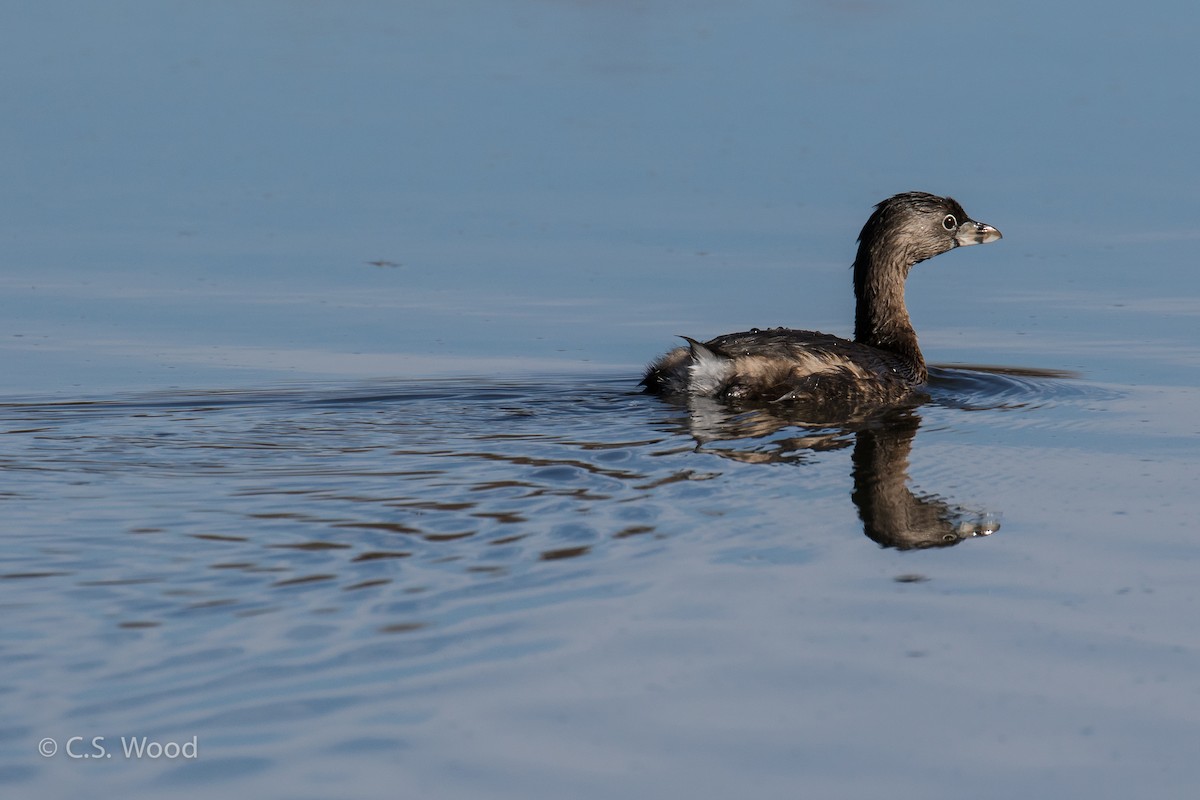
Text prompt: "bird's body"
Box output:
[[648, 327, 919, 405], [641, 192, 1001, 406]]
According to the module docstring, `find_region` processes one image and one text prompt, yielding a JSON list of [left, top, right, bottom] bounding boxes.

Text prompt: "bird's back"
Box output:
[[642, 327, 921, 407]]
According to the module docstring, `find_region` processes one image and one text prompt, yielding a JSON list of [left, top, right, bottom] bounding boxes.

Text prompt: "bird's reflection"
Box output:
[[666, 394, 999, 550], [849, 411, 998, 549]]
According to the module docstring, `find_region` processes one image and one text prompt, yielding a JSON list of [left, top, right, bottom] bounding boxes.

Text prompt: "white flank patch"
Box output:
[[687, 347, 733, 396]]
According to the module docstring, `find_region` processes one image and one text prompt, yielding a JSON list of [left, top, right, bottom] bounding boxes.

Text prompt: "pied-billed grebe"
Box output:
[[641, 192, 1001, 405]]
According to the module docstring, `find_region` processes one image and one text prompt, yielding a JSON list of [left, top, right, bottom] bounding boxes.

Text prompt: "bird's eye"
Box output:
[[942, 214, 957, 231]]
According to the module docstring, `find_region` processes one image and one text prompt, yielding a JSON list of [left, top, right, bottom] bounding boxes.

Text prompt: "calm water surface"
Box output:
[[3, 1, 1200, 798], [4, 368, 1198, 798]]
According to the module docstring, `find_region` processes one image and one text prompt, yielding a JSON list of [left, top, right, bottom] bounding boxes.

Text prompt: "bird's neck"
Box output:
[[852, 241, 927, 381]]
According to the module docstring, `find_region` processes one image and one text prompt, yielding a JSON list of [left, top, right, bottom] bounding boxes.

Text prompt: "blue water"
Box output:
[[2, 2, 1199, 798]]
